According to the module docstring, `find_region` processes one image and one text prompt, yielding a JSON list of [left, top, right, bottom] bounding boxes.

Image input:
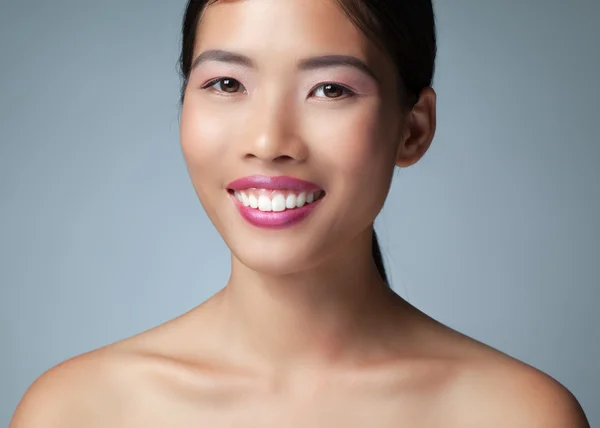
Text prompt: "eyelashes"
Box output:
[[201, 77, 244, 95], [199, 77, 357, 100], [311, 83, 354, 99]]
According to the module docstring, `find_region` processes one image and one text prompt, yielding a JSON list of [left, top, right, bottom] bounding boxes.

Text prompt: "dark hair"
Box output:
[[178, 0, 437, 286]]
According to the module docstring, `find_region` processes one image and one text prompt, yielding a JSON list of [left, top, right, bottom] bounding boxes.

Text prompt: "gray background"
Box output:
[[1, 0, 598, 425]]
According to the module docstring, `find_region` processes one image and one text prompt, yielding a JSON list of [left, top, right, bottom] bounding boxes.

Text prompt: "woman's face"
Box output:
[[180, 0, 407, 275]]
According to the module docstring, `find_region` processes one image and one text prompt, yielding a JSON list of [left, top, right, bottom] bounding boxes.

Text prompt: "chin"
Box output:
[[230, 240, 326, 277]]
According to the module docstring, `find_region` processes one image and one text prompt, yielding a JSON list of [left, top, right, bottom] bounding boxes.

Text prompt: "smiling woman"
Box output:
[[10, 0, 590, 427]]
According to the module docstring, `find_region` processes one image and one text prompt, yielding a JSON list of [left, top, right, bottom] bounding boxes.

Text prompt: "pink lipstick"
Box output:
[[227, 176, 325, 229]]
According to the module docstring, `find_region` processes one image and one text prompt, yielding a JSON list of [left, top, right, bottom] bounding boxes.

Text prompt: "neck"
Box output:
[[215, 228, 405, 372]]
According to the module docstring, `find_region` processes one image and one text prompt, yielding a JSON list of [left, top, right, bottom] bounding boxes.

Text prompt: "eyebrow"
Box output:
[[190, 49, 379, 83]]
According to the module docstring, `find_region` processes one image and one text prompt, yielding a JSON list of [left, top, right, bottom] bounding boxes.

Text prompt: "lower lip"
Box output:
[[229, 192, 323, 229]]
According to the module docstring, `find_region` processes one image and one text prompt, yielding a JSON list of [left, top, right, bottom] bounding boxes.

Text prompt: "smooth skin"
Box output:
[[11, 0, 589, 426]]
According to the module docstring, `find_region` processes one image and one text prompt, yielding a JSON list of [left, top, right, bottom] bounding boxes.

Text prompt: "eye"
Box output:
[[201, 77, 246, 94], [310, 83, 354, 99]]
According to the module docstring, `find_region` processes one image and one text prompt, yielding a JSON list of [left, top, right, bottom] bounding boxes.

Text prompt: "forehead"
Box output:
[[194, 0, 381, 66]]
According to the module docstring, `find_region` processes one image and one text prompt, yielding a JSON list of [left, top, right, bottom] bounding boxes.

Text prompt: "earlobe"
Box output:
[[395, 87, 437, 168]]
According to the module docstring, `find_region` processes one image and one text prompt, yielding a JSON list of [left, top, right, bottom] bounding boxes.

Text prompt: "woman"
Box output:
[[11, 0, 589, 426]]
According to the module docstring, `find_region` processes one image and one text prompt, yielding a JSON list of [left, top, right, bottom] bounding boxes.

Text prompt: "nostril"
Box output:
[[274, 155, 295, 162]]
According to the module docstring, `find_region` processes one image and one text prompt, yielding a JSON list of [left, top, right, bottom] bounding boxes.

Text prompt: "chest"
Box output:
[[113, 392, 445, 428]]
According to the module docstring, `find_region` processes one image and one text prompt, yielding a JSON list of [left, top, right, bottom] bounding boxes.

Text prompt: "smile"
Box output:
[[230, 189, 325, 212], [227, 176, 326, 229]]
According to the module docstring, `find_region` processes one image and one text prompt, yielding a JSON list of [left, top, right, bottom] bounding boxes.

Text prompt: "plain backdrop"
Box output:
[[1, 0, 598, 425]]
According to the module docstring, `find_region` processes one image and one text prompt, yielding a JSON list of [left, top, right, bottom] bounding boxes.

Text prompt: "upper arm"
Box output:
[[10, 354, 116, 428], [448, 362, 590, 428], [11, 362, 78, 427], [507, 372, 590, 428]]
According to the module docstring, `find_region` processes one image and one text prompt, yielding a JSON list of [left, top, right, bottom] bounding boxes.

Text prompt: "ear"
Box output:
[[395, 87, 437, 168]]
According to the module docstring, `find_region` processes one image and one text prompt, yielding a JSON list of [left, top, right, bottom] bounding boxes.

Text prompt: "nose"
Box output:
[[241, 95, 307, 164]]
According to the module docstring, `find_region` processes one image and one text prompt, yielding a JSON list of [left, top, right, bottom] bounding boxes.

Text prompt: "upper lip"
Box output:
[[227, 175, 323, 191]]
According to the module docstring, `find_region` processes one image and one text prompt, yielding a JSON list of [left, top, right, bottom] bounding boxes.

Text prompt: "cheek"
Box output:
[[180, 98, 233, 174], [304, 103, 398, 231], [305, 103, 395, 180]]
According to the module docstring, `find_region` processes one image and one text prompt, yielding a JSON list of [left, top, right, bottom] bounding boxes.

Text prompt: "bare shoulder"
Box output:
[[441, 348, 590, 427], [10, 345, 144, 428], [10, 307, 229, 428], [402, 305, 590, 427]]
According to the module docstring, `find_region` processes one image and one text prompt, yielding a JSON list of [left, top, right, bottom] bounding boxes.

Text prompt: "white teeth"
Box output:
[[233, 190, 322, 211], [258, 195, 272, 211], [285, 194, 296, 209], [241, 192, 250, 207], [249, 194, 258, 208], [271, 194, 286, 212]]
